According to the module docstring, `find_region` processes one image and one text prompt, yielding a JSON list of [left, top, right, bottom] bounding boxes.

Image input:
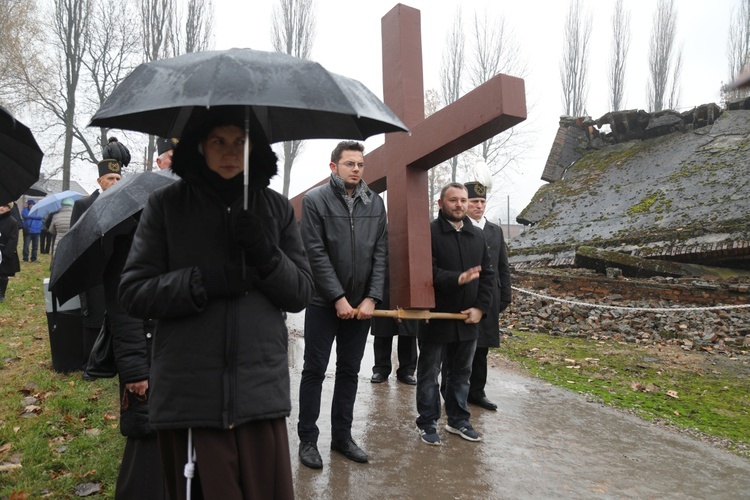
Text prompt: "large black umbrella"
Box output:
[[88, 48, 408, 142], [49, 170, 179, 303], [26, 182, 47, 197], [0, 106, 44, 205]]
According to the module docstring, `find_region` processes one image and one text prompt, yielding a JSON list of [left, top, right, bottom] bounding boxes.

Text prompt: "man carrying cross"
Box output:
[[416, 182, 494, 446]]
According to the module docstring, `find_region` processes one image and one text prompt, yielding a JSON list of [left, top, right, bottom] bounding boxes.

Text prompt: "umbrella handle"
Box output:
[[243, 107, 250, 211]]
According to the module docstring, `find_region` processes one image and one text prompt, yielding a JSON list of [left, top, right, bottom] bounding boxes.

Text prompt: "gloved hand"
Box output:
[[200, 264, 253, 298], [235, 210, 275, 268]]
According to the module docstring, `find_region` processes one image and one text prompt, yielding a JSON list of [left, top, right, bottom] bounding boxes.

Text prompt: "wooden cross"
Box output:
[[291, 3, 526, 309]]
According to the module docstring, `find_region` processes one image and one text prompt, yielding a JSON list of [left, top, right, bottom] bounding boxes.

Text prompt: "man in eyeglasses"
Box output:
[[297, 141, 387, 469]]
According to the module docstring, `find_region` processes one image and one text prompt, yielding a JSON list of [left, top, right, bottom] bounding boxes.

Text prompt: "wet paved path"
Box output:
[[284, 315, 750, 499]]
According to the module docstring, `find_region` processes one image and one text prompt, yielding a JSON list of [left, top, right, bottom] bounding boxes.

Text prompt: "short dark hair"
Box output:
[[440, 182, 467, 201], [330, 141, 364, 163]]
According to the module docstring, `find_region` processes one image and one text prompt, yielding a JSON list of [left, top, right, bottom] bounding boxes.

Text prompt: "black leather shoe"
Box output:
[[299, 441, 323, 469], [397, 374, 417, 385], [468, 395, 498, 411], [370, 373, 387, 383], [331, 438, 368, 463]]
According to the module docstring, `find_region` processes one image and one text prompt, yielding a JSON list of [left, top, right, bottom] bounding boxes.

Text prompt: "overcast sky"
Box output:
[[212, 0, 735, 221], [68, 0, 736, 222]]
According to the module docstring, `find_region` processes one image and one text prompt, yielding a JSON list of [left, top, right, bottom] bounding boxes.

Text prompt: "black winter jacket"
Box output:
[[119, 178, 313, 430], [104, 229, 155, 438], [476, 220, 511, 348], [419, 210, 494, 343], [300, 177, 387, 308]]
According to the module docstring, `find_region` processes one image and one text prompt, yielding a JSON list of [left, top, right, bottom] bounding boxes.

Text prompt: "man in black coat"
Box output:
[[71, 156, 123, 373], [416, 183, 494, 446], [464, 181, 512, 411]]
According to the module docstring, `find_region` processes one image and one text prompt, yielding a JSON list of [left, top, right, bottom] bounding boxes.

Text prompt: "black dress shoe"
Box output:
[[331, 438, 368, 463], [370, 373, 387, 383], [468, 395, 498, 411], [299, 441, 323, 469], [397, 374, 417, 385]]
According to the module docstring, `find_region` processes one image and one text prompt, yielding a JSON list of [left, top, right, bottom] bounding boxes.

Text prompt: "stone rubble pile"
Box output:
[[500, 289, 750, 355]]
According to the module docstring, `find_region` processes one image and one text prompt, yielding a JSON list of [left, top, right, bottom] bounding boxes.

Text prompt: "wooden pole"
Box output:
[[351, 308, 468, 320]]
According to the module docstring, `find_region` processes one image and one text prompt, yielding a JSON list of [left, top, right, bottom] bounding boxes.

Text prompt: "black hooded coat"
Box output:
[[118, 121, 313, 431]]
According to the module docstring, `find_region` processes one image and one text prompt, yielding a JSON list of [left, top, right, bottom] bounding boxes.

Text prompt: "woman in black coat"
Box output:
[[0, 202, 21, 302], [119, 108, 313, 500]]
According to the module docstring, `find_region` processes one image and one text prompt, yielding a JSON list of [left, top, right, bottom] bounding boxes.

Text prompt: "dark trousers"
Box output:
[[115, 435, 167, 500], [372, 335, 417, 378], [40, 231, 52, 254], [22, 233, 39, 261], [416, 338, 476, 430], [158, 420, 293, 500], [298, 304, 370, 442], [469, 346, 489, 399]]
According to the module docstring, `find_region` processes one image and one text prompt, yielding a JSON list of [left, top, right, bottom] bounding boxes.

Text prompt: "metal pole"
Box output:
[[507, 195, 511, 243]]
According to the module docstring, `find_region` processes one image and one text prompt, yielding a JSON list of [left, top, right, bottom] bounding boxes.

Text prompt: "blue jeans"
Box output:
[[23, 233, 39, 261], [416, 337, 476, 430], [297, 304, 371, 442]]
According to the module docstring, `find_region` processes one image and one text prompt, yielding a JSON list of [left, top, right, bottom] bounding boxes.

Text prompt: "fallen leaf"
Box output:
[[666, 390, 679, 399], [0, 463, 23, 472], [9, 489, 28, 499], [630, 382, 646, 392], [564, 358, 576, 364], [103, 412, 117, 421], [73, 483, 100, 497]]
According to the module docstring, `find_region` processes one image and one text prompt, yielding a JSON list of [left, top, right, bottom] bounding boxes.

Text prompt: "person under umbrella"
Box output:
[[155, 138, 177, 170], [70, 138, 129, 375], [119, 108, 313, 499], [0, 201, 21, 302], [48, 197, 74, 257]]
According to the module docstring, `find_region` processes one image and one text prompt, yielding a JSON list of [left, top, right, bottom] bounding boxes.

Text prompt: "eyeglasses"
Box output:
[[338, 161, 364, 169]]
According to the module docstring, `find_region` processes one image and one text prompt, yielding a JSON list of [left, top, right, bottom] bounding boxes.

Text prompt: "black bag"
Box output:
[[85, 315, 117, 378]]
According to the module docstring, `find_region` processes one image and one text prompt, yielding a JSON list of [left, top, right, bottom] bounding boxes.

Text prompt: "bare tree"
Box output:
[[0, 0, 44, 106], [647, 0, 680, 112], [667, 47, 683, 110], [468, 9, 529, 185], [608, 0, 630, 112], [140, 0, 173, 170], [42, 0, 92, 190], [271, 0, 315, 197], [440, 8, 464, 182], [560, 0, 592, 117], [725, 0, 750, 101], [77, 0, 142, 167], [172, 0, 214, 55]]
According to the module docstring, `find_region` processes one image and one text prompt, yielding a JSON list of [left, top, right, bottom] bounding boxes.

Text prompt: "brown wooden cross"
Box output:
[[291, 3, 526, 309]]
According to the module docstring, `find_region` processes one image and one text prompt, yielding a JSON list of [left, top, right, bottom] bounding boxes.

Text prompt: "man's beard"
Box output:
[[442, 208, 465, 223]]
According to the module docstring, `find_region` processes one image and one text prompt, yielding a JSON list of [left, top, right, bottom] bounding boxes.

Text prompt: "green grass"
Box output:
[[497, 331, 750, 455], [1, 246, 748, 496], [0, 251, 123, 499]]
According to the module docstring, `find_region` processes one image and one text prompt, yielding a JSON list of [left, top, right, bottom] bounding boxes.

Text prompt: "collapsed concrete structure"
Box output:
[[511, 100, 750, 272]]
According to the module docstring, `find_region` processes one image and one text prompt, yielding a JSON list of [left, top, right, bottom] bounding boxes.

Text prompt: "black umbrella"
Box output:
[[49, 170, 179, 303], [26, 182, 47, 197], [88, 48, 408, 143], [0, 106, 44, 205]]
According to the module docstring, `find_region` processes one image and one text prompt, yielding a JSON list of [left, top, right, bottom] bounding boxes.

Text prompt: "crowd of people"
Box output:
[[2, 114, 512, 498]]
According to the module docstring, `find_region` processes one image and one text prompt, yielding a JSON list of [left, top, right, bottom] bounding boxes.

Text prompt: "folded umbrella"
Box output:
[[28, 190, 84, 218], [49, 170, 179, 303], [0, 106, 44, 205]]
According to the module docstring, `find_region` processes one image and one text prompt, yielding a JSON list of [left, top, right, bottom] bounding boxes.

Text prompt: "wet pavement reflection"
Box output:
[[284, 314, 750, 499]]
